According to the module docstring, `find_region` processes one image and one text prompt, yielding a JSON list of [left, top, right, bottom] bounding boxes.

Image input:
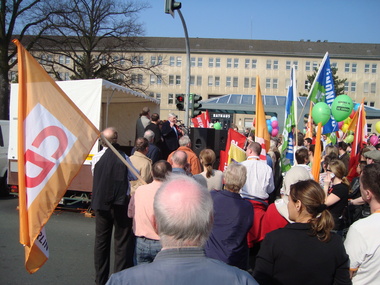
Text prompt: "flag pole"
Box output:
[[101, 133, 147, 185]]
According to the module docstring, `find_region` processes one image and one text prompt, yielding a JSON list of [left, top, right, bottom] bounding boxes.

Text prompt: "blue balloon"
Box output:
[[266, 119, 271, 126], [267, 125, 273, 133], [354, 103, 360, 111], [271, 116, 278, 122]]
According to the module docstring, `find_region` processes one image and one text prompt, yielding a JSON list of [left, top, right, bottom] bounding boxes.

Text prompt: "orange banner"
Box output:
[[255, 76, 270, 161], [13, 39, 100, 273]]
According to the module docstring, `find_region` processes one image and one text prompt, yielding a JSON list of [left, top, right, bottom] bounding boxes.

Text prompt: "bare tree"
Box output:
[[0, 0, 58, 120], [35, 0, 161, 91]]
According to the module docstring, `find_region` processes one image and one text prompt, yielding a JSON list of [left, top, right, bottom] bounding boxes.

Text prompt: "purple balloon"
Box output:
[[271, 120, 278, 128], [271, 128, 279, 136]]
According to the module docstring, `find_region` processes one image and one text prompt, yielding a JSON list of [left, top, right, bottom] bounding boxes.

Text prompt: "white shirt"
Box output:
[[344, 211, 380, 285], [240, 156, 274, 200]]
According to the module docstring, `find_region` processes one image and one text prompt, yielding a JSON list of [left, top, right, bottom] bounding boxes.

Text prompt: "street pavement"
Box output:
[[0, 195, 97, 285]]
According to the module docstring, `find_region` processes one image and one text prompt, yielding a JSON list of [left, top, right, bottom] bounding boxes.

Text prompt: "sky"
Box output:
[[137, 0, 380, 44]]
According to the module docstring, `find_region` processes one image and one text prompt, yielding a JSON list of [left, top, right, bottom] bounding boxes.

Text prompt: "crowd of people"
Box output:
[[90, 107, 380, 285]]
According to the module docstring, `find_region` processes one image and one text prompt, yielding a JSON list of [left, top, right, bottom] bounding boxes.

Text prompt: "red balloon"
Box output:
[[349, 110, 355, 119]]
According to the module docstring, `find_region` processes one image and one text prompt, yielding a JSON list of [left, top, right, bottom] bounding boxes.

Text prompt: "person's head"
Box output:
[[359, 147, 371, 161], [288, 180, 334, 242], [322, 153, 338, 171], [171, 150, 187, 168], [135, 137, 149, 154], [152, 160, 172, 182], [151, 113, 160, 122], [199, 149, 216, 178], [295, 148, 309, 165], [179, 135, 191, 147], [141, 106, 150, 116], [304, 138, 312, 148], [246, 141, 261, 157], [154, 174, 214, 248], [356, 160, 367, 175], [144, 129, 155, 143], [297, 132, 305, 147], [100, 127, 118, 147], [327, 159, 349, 186], [338, 141, 348, 153], [168, 113, 178, 123], [364, 150, 380, 164], [375, 143, 380, 151], [360, 163, 380, 204], [224, 163, 246, 193]]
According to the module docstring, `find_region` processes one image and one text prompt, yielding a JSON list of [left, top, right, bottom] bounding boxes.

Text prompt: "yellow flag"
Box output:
[[228, 144, 247, 164], [255, 76, 270, 161], [13, 39, 100, 273]]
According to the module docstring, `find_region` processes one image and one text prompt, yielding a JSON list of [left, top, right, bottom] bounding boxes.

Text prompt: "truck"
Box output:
[[0, 120, 9, 196], [7, 79, 160, 204]]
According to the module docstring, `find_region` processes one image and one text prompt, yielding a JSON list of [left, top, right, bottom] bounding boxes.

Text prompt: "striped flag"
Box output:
[[281, 66, 297, 172], [308, 52, 338, 134], [254, 76, 270, 161], [13, 39, 100, 273]]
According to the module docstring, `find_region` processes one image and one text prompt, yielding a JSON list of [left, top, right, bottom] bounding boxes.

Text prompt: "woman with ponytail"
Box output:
[[193, 149, 223, 191], [323, 159, 350, 233], [254, 180, 350, 285]]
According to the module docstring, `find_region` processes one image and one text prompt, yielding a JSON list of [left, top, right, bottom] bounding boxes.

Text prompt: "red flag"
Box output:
[[204, 109, 210, 127], [13, 39, 100, 273], [218, 129, 246, 171], [347, 103, 366, 182], [191, 113, 207, 128], [254, 76, 270, 161]]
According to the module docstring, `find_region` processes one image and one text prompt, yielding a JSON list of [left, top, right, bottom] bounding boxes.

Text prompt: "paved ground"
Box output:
[[0, 195, 97, 285]]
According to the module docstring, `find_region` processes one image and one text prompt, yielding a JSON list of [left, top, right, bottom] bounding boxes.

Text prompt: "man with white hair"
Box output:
[[167, 135, 201, 175], [131, 130, 161, 164], [161, 113, 184, 159], [107, 175, 258, 285]]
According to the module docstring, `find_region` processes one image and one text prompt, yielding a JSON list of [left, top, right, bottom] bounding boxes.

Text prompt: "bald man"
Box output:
[[107, 175, 258, 285]]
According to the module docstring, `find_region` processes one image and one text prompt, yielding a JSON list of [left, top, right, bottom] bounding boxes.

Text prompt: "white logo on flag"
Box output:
[[24, 103, 77, 208]]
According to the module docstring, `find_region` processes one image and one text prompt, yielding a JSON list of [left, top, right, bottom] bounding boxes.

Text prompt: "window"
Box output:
[[244, 77, 249, 88], [266, 60, 272, 69], [59, 55, 64, 64], [251, 78, 256, 88], [168, 93, 174, 104], [370, 101, 375, 107], [293, 61, 298, 70], [227, 58, 232, 68], [157, 75, 162, 85], [234, 58, 239, 68], [344, 82, 349, 92], [273, 78, 278, 89], [215, 58, 221, 67], [351, 82, 356, 92], [120, 57, 125, 65], [132, 56, 138, 66], [65, 56, 70, 65], [266, 78, 271, 88], [47, 55, 53, 62], [158, 56, 163, 65], [175, 75, 181, 85], [286, 61, 291, 70], [197, 57, 203, 67], [169, 75, 174, 85], [251, 59, 257, 69], [196, 75, 202, 86], [151, 56, 156, 65], [208, 75, 213, 86], [245, 59, 250, 69], [169, 56, 175, 66], [226, 76, 231, 87], [371, 83, 376, 93], [352, 63, 357, 73], [273, 60, 279, 70], [345, 63, 350, 72], [150, 75, 155, 84], [64, 72, 70, 80], [190, 75, 195, 85], [176, 57, 182, 67], [156, 93, 161, 102], [208, 58, 214, 68], [137, 74, 143, 84], [191, 57, 196, 67], [372, 64, 377, 73], [139, 56, 144, 65], [41, 54, 46, 64], [305, 80, 310, 90], [305, 61, 311, 71], [365, 64, 370, 73], [131, 74, 137, 84], [148, 92, 154, 98], [10, 71, 17, 82], [364, 82, 369, 93], [313, 61, 318, 70], [352, 82, 359, 92], [233, 77, 238, 87], [367, 123, 372, 134], [215, 76, 220, 86]]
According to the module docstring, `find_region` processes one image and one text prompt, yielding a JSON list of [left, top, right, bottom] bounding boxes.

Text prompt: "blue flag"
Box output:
[[281, 66, 296, 172], [309, 53, 338, 134]]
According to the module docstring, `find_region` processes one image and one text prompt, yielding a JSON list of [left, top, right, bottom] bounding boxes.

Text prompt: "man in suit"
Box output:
[[161, 113, 184, 159]]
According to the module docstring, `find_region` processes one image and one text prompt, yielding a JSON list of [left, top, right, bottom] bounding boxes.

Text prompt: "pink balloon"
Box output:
[[271, 120, 278, 128], [338, 121, 344, 129], [370, 135, 379, 146], [271, 128, 279, 137], [349, 110, 355, 119]]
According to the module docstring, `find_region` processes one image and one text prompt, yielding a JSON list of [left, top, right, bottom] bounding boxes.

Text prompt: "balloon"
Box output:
[[370, 135, 379, 146], [349, 110, 355, 119], [331, 95, 354, 122], [338, 121, 344, 129], [376, 121, 380, 133], [271, 128, 279, 136], [344, 117, 351, 124], [354, 103, 360, 111], [312, 102, 331, 125], [271, 120, 278, 128], [266, 119, 271, 126], [342, 123, 349, 133], [267, 125, 273, 133], [271, 116, 278, 122], [213, 122, 222, 130], [345, 134, 354, 143], [338, 130, 343, 138]]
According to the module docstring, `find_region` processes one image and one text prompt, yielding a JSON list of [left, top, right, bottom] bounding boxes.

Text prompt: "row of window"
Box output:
[[345, 82, 377, 93]]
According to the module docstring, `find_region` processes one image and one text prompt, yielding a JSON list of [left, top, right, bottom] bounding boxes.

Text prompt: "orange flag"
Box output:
[[255, 76, 270, 161], [13, 39, 100, 273], [312, 122, 322, 181]]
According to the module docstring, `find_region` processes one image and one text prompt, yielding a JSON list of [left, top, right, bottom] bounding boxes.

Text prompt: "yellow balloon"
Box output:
[[342, 124, 349, 133], [376, 121, 380, 133]]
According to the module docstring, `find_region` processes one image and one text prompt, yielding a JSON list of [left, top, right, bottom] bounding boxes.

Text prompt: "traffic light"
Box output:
[[176, 94, 185, 111], [191, 94, 202, 118], [165, 0, 182, 17]]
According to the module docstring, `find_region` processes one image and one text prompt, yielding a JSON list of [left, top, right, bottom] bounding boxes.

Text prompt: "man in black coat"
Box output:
[[161, 113, 184, 159]]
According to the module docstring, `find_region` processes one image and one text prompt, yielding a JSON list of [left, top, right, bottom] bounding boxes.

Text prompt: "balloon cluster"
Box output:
[[267, 116, 279, 137]]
